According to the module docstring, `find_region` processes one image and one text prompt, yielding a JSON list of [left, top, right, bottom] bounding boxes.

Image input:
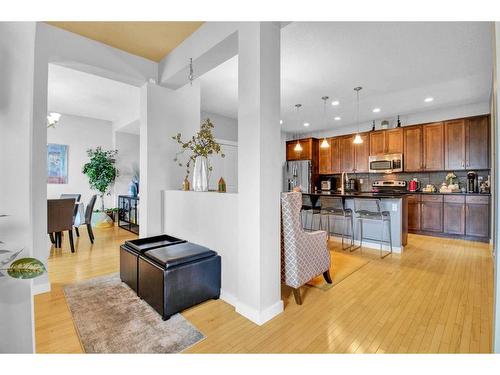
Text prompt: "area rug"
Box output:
[[63, 274, 205, 353], [307, 250, 370, 290]]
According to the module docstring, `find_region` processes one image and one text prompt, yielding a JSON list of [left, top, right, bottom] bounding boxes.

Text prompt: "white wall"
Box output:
[[201, 111, 238, 142], [47, 114, 114, 209], [0, 22, 37, 353], [113, 131, 140, 199], [298, 101, 491, 140]]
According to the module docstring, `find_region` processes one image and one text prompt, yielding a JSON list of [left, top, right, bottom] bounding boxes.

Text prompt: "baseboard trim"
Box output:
[[32, 282, 51, 295], [236, 299, 284, 326], [220, 290, 238, 308], [328, 235, 403, 253]]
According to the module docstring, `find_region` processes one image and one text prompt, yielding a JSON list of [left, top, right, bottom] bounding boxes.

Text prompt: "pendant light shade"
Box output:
[[353, 86, 363, 144], [320, 96, 330, 149], [294, 104, 303, 152], [294, 141, 303, 152]]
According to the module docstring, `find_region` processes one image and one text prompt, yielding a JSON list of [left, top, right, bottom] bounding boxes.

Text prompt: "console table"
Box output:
[[118, 195, 139, 234]]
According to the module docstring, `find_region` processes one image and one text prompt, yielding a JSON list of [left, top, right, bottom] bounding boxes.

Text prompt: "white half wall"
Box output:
[[47, 114, 114, 208], [113, 131, 140, 200], [163, 191, 238, 305], [0, 22, 37, 354], [201, 111, 238, 142]]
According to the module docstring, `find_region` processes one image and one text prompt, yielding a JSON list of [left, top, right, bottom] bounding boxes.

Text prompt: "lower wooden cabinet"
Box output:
[[443, 195, 465, 235], [421, 196, 443, 233], [465, 196, 490, 238], [408, 194, 489, 241]]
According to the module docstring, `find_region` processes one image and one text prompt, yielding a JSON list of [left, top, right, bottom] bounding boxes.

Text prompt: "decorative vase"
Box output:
[[192, 156, 209, 192], [218, 177, 226, 193], [182, 177, 190, 191]]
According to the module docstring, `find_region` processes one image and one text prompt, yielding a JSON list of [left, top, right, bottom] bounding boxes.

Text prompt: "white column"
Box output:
[[236, 22, 283, 324], [139, 82, 201, 237]]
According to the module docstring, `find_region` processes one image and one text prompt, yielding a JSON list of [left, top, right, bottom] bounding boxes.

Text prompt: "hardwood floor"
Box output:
[[34, 226, 494, 353]]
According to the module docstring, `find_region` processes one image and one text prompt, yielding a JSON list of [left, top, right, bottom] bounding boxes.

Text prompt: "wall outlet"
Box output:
[[392, 203, 397, 212]]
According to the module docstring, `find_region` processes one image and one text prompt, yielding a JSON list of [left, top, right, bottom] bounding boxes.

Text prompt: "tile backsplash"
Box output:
[[322, 170, 490, 192]]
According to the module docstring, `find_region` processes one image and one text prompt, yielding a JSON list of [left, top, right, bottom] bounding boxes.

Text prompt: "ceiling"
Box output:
[[46, 22, 204, 62], [198, 22, 493, 133], [48, 63, 140, 128]]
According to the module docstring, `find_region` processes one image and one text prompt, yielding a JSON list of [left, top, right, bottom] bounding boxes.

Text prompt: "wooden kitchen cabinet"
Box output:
[[421, 195, 443, 232], [369, 131, 386, 155], [407, 194, 421, 231], [443, 195, 465, 235], [331, 137, 341, 173], [386, 128, 403, 154], [423, 122, 444, 171], [444, 119, 466, 170], [465, 195, 490, 238], [403, 125, 423, 172], [318, 138, 333, 174], [286, 138, 314, 161], [354, 133, 370, 172], [340, 135, 355, 172], [466, 115, 489, 169], [369, 128, 403, 156]]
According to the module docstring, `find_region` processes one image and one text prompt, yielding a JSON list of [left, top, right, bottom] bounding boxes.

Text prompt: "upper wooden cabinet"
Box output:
[[331, 137, 341, 173], [466, 115, 489, 169], [370, 128, 403, 155], [423, 122, 444, 171], [286, 138, 314, 161], [403, 125, 423, 172], [318, 138, 333, 174], [340, 135, 355, 173], [354, 133, 370, 172], [386, 128, 403, 154], [444, 115, 490, 170], [444, 119, 466, 170]]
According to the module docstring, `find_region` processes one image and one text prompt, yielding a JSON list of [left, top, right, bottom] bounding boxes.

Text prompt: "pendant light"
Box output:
[[320, 96, 330, 149], [353, 86, 363, 144], [294, 104, 303, 152]]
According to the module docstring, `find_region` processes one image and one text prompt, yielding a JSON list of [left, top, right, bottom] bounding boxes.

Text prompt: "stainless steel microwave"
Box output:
[[368, 153, 403, 173]]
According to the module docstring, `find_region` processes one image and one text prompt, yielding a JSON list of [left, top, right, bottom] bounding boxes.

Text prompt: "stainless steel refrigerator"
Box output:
[[283, 160, 312, 193]]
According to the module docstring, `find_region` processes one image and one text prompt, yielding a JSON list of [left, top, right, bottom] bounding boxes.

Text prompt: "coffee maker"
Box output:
[[467, 171, 478, 193]]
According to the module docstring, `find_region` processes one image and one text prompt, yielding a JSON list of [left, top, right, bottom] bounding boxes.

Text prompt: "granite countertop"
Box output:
[[302, 191, 491, 198]]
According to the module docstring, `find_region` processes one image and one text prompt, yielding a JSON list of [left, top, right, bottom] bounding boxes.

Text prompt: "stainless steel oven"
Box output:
[[368, 153, 403, 173]]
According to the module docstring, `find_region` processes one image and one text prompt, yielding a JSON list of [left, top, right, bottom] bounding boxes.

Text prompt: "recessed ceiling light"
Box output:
[[303, 122, 310, 127], [280, 120, 283, 124], [334, 116, 341, 121], [424, 97, 434, 103], [372, 108, 381, 113], [331, 100, 340, 106]]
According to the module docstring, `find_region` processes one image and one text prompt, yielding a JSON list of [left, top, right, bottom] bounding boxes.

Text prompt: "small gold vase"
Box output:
[[218, 177, 226, 193], [182, 177, 190, 191]]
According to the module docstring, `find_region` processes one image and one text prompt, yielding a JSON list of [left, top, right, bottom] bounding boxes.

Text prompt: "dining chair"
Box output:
[[83, 195, 97, 244], [60, 194, 82, 236], [47, 198, 76, 253]]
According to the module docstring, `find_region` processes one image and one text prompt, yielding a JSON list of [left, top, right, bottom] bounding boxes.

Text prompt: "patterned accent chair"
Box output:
[[281, 192, 332, 305]]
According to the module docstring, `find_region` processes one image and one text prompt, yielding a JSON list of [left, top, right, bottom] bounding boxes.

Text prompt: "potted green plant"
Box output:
[[82, 147, 119, 227], [172, 118, 225, 191]]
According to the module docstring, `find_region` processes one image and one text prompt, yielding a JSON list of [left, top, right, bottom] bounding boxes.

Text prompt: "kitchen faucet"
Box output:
[[341, 172, 348, 195]]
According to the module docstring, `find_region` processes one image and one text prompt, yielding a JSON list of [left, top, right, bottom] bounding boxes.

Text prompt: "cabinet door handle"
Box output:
[[461, 161, 464, 168]]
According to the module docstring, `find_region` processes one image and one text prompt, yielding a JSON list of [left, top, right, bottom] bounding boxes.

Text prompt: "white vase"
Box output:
[[192, 156, 209, 192]]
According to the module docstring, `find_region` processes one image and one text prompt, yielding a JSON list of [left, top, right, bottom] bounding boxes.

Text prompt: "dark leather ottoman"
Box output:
[[120, 235, 185, 293], [138, 242, 221, 320]]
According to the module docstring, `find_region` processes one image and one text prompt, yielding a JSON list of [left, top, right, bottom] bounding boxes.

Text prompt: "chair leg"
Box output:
[[49, 233, 55, 244], [75, 227, 80, 237], [68, 229, 75, 253], [381, 218, 393, 259], [350, 216, 354, 249], [87, 224, 94, 244], [323, 270, 333, 284], [56, 232, 62, 248], [292, 287, 303, 305]]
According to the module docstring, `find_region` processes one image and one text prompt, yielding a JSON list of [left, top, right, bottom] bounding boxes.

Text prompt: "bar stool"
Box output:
[[353, 198, 393, 258], [318, 196, 354, 250], [301, 194, 321, 231]]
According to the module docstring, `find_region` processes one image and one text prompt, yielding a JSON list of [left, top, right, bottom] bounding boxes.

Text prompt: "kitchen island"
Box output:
[[302, 192, 408, 253]]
